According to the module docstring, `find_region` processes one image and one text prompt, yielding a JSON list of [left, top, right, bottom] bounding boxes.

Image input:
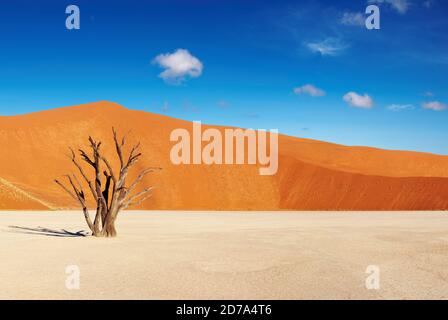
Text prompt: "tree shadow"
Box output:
[[8, 226, 89, 238]]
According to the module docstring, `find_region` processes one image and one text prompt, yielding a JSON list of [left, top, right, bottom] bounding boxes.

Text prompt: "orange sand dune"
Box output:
[[0, 101, 447, 211], [0, 177, 49, 210]]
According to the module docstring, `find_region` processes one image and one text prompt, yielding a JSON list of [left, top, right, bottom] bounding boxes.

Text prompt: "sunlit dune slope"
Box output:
[[0, 101, 447, 210], [0, 177, 50, 210]]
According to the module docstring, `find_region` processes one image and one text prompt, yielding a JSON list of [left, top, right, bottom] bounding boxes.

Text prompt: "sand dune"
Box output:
[[0, 101, 447, 210], [0, 177, 50, 210]]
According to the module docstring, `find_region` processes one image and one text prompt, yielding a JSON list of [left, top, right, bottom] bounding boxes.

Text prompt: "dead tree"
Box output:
[[55, 128, 160, 237]]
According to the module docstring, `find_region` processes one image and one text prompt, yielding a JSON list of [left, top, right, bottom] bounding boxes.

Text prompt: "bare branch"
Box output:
[[72, 174, 83, 193], [88, 136, 101, 152], [102, 170, 112, 208], [112, 127, 125, 169], [65, 175, 84, 201], [54, 179, 77, 201], [69, 147, 98, 200], [125, 167, 161, 197], [100, 156, 117, 185], [126, 143, 141, 166], [122, 193, 152, 210], [78, 149, 95, 167], [54, 176, 94, 233], [122, 187, 154, 207]]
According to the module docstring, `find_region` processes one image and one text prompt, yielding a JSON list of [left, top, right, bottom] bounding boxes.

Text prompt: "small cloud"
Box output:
[[368, 0, 410, 14], [293, 84, 326, 97], [423, 91, 435, 97], [340, 12, 365, 27], [153, 49, 203, 84], [343, 92, 374, 109], [422, 101, 447, 111], [387, 104, 415, 111], [306, 38, 348, 56]]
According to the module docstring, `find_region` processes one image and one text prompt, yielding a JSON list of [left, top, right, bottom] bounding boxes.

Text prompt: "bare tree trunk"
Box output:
[[82, 207, 95, 233], [55, 128, 160, 238], [93, 204, 103, 237], [103, 218, 117, 237], [101, 203, 119, 237]]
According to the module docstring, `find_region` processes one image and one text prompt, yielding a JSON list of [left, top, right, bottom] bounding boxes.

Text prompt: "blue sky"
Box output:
[[0, 0, 447, 154]]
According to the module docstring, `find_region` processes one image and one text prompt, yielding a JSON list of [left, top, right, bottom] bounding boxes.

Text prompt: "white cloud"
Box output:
[[423, 91, 434, 97], [343, 92, 374, 109], [340, 12, 365, 27], [368, 0, 410, 14], [387, 104, 415, 111], [293, 84, 326, 97], [306, 38, 348, 56], [422, 101, 447, 111], [153, 49, 203, 84]]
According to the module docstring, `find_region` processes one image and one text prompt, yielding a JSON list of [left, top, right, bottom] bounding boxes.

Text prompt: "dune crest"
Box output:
[[0, 177, 52, 210], [0, 101, 447, 211]]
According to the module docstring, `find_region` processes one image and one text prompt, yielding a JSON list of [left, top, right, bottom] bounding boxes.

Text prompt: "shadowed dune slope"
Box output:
[[0, 101, 447, 210]]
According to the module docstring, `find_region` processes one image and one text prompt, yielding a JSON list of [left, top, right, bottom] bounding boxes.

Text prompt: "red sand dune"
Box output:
[[0, 101, 447, 210]]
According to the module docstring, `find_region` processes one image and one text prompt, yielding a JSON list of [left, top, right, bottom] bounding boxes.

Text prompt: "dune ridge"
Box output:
[[0, 177, 52, 210], [0, 101, 447, 211]]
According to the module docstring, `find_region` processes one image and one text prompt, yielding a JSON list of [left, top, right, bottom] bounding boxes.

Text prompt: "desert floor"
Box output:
[[0, 211, 447, 300]]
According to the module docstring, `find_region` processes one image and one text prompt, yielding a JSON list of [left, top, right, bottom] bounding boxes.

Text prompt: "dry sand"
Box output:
[[1, 211, 448, 300]]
